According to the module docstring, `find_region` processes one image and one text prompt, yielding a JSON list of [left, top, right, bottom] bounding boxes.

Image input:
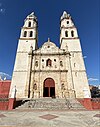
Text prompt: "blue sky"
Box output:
[[0, 0, 99, 85]]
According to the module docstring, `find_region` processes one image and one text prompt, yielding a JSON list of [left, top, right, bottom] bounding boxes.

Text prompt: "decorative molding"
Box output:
[[22, 27, 37, 29], [17, 51, 28, 53], [14, 70, 27, 72], [60, 26, 76, 29], [19, 38, 36, 40], [61, 37, 79, 40], [32, 70, 68, 72], [33, 52, 70, 56], [70, 51, 82, 53], [72, 70, 86, 72]]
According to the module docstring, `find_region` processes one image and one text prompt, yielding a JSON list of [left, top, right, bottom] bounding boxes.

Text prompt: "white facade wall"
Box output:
[[10, 11, 91, 99]]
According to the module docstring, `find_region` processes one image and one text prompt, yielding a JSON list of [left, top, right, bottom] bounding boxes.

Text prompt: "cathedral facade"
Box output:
[[10, 11, 91, 99]]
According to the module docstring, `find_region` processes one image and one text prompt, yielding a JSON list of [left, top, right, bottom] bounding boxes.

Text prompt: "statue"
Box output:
[[11, 86, 17, 98], [33, 83, 37, 90], [61, 83, 66, 90], [35, 61, 38, 67]]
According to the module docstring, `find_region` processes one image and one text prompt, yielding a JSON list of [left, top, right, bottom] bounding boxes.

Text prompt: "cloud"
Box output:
[[0, 2, 5, 14], [88, 78, 99, 81], [0, 8, 5, 13], [83, 56, 87, 59], [0, 72, 11, 78]]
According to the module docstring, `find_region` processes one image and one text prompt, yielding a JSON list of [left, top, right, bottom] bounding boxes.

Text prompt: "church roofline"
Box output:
[[24, 12, 38, 22], [60, 11, 71, 21]]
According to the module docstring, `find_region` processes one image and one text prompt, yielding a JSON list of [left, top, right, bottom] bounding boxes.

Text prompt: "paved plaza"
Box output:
[[0, 109, 100, 127]]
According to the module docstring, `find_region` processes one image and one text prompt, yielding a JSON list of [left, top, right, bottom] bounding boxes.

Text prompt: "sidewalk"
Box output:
[[0, 110, 100, 127]]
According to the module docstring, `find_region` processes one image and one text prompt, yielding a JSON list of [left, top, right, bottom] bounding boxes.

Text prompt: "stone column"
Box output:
[[67, 53, 76, 98], [30, 72, 34, 98], [25, 46, 33, 98]]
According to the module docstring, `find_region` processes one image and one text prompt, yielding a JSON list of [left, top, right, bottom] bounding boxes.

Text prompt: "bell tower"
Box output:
[[60, 11, 91, 98], [60, 11, 79, 50], [19, 12, 38, 51], [10, 12, 38, 98]]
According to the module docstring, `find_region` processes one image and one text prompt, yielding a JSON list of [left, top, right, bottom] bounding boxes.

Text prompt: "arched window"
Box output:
[[29, 31, 33, 37], [71, 30, 74, 37], [23, 31, 27, 37], [28, 21, 31, 27], [46, 59, 52, 66], [65, 31, 68, 37]]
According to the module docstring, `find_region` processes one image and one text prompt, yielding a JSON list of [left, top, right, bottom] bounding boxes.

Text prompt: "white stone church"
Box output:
[[10, 11, 91, 99]]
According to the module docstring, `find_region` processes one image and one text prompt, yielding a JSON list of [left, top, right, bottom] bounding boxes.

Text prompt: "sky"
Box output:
[[0, 0, 99, 85]]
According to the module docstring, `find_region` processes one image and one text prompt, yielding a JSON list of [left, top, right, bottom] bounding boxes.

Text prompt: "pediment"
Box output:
[[40, 41, 59, 53]]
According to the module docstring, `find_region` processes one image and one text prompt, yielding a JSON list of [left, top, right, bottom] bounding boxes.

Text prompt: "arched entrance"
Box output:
[[43, 78, 55, 97]]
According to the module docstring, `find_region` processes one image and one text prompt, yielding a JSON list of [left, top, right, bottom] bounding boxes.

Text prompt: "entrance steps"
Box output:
[[16, 98, 85, 110]]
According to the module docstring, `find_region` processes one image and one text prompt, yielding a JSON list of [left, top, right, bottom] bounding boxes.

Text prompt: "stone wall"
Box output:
[[78, 98, 100, 110], [0, 80, 11, 110]]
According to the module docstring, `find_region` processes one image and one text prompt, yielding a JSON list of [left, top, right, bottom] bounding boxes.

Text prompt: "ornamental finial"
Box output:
[[48, 38, 50, 42], [60, 11, 71, 20]]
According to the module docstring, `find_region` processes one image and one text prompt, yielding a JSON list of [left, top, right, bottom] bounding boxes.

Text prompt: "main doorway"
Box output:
[[43, 78, 55, 97]]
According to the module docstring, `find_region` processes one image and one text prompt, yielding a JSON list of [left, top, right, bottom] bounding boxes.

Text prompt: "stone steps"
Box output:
[[16, 98, 85, 110], [66, 99, 85, 109]]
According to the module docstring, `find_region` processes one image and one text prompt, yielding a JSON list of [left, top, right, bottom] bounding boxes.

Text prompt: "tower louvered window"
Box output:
[[71, 30, 74, 37], [29, 31, 33, 37], [28, 21, 31, 27], [65, 31, 68, 37], [23, 31, 27, 37]]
